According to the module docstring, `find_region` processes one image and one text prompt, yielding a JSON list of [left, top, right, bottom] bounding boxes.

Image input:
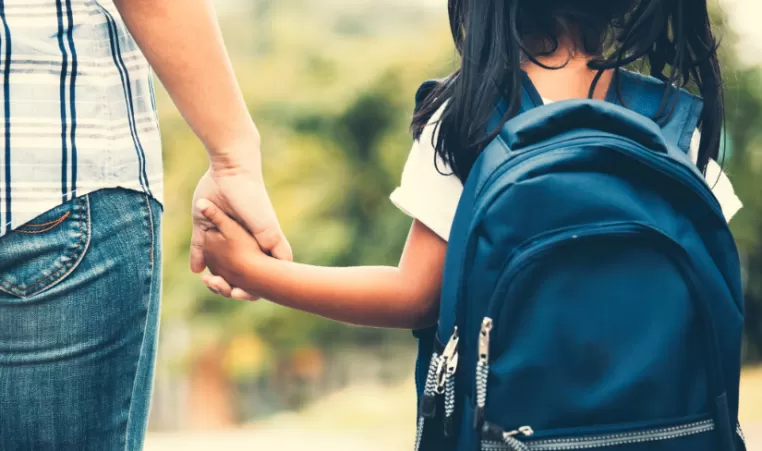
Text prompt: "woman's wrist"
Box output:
[[207, 124, 262, 176]]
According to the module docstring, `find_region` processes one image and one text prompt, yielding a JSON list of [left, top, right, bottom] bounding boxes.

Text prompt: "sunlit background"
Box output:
[[145, 0, 762, 449]]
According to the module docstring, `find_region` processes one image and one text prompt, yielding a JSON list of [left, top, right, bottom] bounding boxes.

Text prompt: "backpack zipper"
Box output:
[[415, 351, 441, 451], [441, 329, 460, 437], [437, 328, 460, 394], [481, 419, 714, 450], [414, 330, 461, 450], [474, 318, 493, 430]]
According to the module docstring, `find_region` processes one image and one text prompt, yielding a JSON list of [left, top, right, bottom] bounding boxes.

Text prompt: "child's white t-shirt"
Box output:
[[390, 102, 744, 242]]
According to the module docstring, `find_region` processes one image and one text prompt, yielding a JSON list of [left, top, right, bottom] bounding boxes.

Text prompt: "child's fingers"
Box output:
[[231, 287, 260, 302], [196, 199, 237, 237]]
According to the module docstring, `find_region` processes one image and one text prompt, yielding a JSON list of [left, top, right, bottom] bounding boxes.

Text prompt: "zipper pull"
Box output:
[[445, 349, 459, 377], [435, 328, 459, 394], [478, 318, 493, 363], [482, 422, 534, 451], [504, 426, 534, 438], [482, 422, 534, 441], [474, 318, 493, 430]]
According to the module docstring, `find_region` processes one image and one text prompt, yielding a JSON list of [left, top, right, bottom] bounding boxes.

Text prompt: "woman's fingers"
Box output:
[[202, 273, 233, 298]]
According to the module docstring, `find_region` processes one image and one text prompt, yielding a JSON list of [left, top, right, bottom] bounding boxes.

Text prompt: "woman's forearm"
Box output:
[[114, 0, 258, 169], [234, 258, 439, 330]]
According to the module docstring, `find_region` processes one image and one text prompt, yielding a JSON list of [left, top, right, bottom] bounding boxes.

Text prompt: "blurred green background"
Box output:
[[146, 0, 762, 448]]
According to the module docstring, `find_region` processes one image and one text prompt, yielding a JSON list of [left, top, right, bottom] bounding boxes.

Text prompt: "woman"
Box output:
[[0, 0, 282, 449]]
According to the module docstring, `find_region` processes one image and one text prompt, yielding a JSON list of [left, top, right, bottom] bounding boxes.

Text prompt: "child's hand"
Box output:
[[197, 199, 267, 300]]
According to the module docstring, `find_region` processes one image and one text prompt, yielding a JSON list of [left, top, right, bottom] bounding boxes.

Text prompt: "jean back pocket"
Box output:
[[0, 196, 91, 299]]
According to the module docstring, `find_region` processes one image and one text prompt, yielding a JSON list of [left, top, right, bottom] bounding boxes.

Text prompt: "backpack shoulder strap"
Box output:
[[488, 72, 545, 130], [607, 69, 704, 154]]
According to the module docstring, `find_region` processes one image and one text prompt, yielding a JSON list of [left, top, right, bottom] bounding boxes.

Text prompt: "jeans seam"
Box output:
[[0, 197, 91, 297], [123, 194, 157, 451]]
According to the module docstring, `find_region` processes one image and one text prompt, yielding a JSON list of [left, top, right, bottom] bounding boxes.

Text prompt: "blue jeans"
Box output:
[[0, 189, 162, 450]]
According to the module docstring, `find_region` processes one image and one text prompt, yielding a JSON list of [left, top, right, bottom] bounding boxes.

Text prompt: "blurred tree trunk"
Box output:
[[189, 344, 236, 428]]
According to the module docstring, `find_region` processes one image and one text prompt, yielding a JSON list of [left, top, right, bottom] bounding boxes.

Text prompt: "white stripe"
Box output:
[[0, 113, 156, 127], [4, 51, 146, 65], [0, 71, 152, 87], [0, 61, 151, 79]]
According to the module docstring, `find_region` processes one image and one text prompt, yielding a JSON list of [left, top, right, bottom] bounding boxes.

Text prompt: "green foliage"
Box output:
[[157, 1, 452, 372], [158, 1, 762, 374]]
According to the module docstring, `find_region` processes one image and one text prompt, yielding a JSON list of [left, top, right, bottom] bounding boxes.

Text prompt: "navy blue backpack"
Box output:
[[413, 70, 746, 451]]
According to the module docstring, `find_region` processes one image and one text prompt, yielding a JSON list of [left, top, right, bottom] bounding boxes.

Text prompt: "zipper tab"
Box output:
[[482, 422, 534, 441], [505, 426, 534, 438], [443, 327, 460, 360], [478, 318, 493, 362], [435, 328, 460, 394], [446, 350, 459, 376]]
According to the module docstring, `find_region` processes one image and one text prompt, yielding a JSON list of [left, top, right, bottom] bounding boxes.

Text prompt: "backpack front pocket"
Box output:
[[470, 222, 739, 451]]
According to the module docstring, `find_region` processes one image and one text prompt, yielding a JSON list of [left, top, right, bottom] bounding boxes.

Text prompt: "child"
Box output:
[[199, 0, 742, 330]]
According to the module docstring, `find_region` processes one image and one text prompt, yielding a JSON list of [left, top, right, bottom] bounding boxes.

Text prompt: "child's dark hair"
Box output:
[[412, 0, 723, 182]]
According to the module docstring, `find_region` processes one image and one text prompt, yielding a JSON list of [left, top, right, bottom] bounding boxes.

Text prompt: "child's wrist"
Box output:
[[234, 252, 273, 297]]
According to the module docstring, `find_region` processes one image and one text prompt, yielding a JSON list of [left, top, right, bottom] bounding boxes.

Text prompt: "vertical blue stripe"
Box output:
[[99, 5, 151, 196], [0, 1, 11, 231], [65, 0, 78, 198], [55, 0, 69, 201]]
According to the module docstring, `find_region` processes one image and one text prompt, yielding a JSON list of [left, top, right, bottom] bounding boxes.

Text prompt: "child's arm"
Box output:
[[198, 200, 446, 330]]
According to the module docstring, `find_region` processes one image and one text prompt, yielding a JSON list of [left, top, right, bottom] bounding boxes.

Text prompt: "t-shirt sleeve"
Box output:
[[690, 130, 743, 222], [390, 106, 463, 241]]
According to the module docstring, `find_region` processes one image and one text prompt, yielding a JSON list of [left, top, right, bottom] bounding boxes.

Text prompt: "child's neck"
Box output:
[[521, 40, 613, 102]]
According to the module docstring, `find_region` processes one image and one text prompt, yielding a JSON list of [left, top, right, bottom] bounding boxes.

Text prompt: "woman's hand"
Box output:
[[190, 138, 292, 300], [113, 0, 291, 283], [191, 145, 291, 263]]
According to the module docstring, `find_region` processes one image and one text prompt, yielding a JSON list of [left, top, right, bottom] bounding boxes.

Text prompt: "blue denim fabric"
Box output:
[[0, 188, 162, 451]]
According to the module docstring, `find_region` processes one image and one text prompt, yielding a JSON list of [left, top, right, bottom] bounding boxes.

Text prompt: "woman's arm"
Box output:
[[113, 0, 292, 269], [198, 200, 447, 330], [113, 0, 256, 164]]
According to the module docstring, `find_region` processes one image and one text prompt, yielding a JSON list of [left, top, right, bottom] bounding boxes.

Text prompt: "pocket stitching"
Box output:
[[0, 196, 91, 297], [17, 211, 72, 232]]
